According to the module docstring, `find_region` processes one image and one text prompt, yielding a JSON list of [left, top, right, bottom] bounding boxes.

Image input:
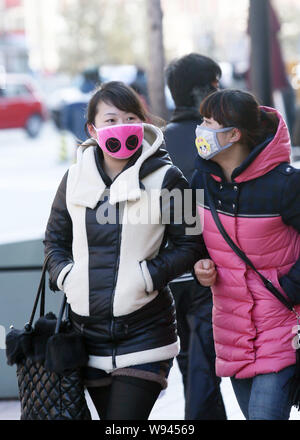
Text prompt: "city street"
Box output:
[[1, 122, 300, 420], [0, 121, 77, 244]]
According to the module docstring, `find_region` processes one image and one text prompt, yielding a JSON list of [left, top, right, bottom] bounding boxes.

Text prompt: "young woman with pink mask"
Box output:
[[43, 81, 204, 420]]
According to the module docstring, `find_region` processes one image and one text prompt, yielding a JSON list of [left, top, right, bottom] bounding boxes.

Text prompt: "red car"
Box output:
[[0, 74, 48, 137]]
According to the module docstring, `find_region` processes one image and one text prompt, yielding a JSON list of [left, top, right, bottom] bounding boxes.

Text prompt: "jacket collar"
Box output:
[[68, 123, 165, 208], [94, 144, 143, 187], [195, 136, 274, 182]]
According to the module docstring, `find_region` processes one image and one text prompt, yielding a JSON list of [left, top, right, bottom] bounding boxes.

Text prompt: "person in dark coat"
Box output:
[[164, 53, 227, 420]]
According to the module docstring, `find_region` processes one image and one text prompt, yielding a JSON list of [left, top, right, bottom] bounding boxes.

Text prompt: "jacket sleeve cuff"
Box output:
[[139, 260, 154, 293], [56, 263, 74, 291], [279, 274, 300, 306]]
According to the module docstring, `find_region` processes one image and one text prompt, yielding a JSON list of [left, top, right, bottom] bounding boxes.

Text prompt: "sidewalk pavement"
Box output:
[[1, 360, 300, 420]]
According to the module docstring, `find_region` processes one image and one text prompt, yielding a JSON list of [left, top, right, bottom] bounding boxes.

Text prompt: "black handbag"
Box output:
[[203, 173, 300, 410], [5, 252, 92, 420]]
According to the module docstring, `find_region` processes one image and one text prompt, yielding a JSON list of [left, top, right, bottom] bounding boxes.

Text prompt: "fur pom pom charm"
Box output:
[[6, 311, 88, 375], [45, 332, 88, 375]]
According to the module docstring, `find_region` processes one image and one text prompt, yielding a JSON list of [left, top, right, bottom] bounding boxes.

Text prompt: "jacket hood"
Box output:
[[234, 106, 291, 182], [68, 123, 171, 208], [195, 106, 292, 183]]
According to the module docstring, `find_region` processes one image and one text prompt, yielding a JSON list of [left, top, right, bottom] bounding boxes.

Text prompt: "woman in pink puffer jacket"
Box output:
[[192, 89, 300, 420]]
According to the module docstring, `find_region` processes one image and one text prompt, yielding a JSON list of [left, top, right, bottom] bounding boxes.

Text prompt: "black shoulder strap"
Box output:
[[203, 173, 294, 312]]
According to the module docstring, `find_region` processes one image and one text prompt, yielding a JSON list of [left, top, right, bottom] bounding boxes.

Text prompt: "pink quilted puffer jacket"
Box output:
[[196, 108, 300, 379]]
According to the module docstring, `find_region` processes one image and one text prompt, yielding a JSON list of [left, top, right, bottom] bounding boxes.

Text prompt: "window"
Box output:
[[2, 83, 31, 98]]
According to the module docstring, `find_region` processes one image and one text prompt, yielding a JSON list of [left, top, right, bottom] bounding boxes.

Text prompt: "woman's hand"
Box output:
[[194, 259, 217, 287]]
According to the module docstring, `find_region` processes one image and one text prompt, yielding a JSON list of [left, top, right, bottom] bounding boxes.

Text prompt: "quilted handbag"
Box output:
[[5, 252, 92, 420]]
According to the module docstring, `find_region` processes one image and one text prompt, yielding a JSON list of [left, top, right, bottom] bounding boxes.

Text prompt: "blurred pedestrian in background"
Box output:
[[193, 89, 300, 420], [164, 53, 227, 420], [43, 81, 204, 420]]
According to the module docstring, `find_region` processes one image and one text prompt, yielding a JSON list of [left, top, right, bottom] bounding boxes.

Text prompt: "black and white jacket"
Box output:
[[44, 123, 204, 372]]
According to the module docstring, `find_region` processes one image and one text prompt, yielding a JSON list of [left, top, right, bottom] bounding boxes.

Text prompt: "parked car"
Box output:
[[0, 74, 48, 137]]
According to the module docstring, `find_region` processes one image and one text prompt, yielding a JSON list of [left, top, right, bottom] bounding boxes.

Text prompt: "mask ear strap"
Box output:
[[90, 124, 99, 143], [216, 126, 235, 133], [213, 128, 234, 151]]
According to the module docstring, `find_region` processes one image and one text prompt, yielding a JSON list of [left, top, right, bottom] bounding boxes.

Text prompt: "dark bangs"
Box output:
[[98, 81, 147, 121], [199, 89, 278, 150], [84, 81, 148, 138], [86, 81, 147, 128], [199, 89, 260, 129]]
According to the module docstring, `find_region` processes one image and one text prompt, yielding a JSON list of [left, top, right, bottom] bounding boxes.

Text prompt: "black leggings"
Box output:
[[87, 375, 162, 420]]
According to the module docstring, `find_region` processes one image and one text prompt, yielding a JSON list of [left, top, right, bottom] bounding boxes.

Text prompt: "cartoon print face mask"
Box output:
[[93, 123, 144, 159], [195, 125, 235, 160]]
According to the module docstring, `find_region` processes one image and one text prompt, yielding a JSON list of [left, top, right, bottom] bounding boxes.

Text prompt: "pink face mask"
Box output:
[[92, 123, 144, 159]]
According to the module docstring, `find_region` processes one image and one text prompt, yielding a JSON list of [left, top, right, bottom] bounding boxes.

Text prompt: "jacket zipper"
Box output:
[[139, 261, 150, 296], [110, 201, 122, 369]]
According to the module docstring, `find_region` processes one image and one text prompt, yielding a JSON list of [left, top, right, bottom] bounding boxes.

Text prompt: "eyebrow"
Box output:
[[104, 112, 118, 116]]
